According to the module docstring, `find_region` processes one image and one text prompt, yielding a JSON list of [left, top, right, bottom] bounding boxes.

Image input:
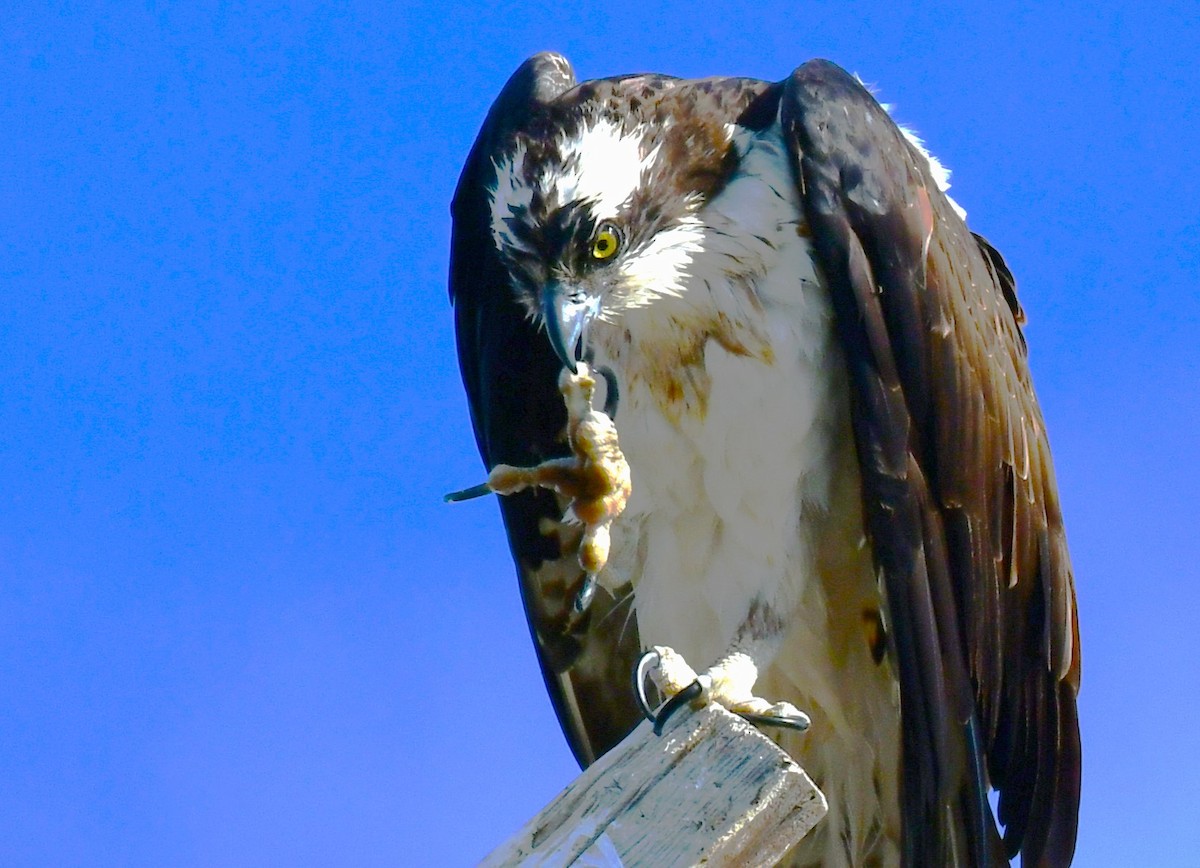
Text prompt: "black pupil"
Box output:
[[597, 236, 611, 253]]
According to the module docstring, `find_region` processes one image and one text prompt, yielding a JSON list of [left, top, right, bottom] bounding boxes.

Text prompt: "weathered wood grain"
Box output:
[[481, 704, 827, 867]]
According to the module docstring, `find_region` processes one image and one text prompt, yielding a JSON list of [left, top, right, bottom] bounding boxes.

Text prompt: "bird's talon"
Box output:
[[633, 651, 708, 735], [652, 679, 704, 735], [738, 708, 812, 733], [442, 482, 493, 503], [633, 649, 661, 722], [574, 575, 597, 613], [596, 365, 620, 417]]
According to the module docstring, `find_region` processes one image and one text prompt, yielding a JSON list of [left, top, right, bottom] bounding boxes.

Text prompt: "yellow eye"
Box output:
[[591, 226, 621, 260]]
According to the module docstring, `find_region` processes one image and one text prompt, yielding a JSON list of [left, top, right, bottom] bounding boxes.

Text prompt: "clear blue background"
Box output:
[[3, 2, 1197, 865]]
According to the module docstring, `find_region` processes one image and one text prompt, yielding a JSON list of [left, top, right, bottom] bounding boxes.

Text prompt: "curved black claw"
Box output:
[[738, 709, 812, 733], [653, 680, 704, 735], [633, 651, 705, 735], [633, 650, 661, 723], [596, 365, 620, 418], [443, 482, 493, 503], [573, 575, 597, 613]]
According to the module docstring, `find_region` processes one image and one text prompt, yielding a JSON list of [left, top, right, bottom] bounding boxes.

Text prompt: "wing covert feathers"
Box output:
[[450, 53, 642, 767], [452, 54, 1081, 866], [782, 59, 1080, 867]]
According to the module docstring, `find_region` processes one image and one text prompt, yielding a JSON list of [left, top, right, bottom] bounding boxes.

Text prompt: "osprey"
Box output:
[[450, 54, 1081, 867]]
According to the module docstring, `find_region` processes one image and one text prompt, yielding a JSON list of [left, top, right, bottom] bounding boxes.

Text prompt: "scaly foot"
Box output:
[[634, 646, 811, 735], [447, 364, 630, 613]]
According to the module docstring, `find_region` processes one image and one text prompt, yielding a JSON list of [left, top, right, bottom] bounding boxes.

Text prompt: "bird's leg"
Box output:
[[477, 364, 632, 611], [636, 600, 811, 735]]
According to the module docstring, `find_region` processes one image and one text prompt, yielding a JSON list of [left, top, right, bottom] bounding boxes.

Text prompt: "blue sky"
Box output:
[[2, 2, 1197, 865]]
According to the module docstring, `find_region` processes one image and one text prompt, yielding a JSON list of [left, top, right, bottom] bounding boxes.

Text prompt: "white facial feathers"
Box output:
[[611, 217, 705, 312], [556, 119, 661, 218], [488, 118, 661, 252], [489, 140, 534, 252], [488, 117, 709, 315]]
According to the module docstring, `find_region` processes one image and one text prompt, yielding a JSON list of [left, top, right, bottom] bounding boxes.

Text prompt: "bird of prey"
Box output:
[[449, 53, 1081, 867]]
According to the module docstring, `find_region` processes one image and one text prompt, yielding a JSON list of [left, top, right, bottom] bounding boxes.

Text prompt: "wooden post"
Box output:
[[481, 704, 827, 867]]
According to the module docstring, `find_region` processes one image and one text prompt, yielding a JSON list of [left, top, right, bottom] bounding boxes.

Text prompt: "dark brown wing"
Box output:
[[781, 60, 1081, 866], [449, 53, 643, 767]]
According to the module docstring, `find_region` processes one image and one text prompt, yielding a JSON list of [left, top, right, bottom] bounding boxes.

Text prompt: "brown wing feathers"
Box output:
[[784, 59, 1080, 866], [454, 53, 1080, 866], [450, 54, 644, 767]]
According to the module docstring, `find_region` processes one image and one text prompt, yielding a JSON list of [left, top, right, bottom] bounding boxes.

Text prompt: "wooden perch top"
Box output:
[[480, 704, 827, 867]]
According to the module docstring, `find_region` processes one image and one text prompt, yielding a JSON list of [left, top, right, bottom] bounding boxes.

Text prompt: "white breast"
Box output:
[[596, 127, 840, 658], [591, 126, 902, 866]]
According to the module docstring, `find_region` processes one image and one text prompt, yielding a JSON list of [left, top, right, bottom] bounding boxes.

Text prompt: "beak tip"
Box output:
[[542, 285, 595, 375]]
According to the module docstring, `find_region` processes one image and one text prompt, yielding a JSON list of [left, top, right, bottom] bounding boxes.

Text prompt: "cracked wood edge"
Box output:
[[480, 704, 827, 867]]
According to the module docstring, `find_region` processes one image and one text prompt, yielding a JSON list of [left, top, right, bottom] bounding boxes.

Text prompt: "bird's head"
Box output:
[[488, 94, 738, 371]]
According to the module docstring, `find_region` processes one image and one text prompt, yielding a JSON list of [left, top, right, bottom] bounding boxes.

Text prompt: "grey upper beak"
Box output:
[[541, 284, 600, 373]]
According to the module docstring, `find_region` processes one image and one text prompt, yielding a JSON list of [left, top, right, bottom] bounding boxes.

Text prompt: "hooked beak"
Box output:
[[541, 284, 600, 374]]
